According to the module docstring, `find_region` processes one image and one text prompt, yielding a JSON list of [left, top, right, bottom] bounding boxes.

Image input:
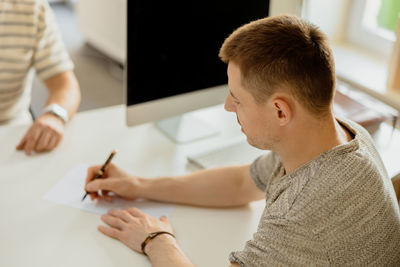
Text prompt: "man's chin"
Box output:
[[246, 136, 267, 150], [245, 137, 257, 148]]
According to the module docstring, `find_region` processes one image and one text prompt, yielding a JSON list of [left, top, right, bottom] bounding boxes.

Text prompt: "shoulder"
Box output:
[[6, 0, 44, 9], [286, 141, 392, 226], [266, 135, 387, 219], [252, 151, 282, 174], [2, 0, 49, 19], [250, 151, 284, 192]]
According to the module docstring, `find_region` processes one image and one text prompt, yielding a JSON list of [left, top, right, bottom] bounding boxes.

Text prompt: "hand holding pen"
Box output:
[[84, 150, 141, 202], [82, 149, 117, 201]]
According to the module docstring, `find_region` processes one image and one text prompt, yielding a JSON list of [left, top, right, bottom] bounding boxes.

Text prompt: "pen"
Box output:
[[81, 149, 117, 201]]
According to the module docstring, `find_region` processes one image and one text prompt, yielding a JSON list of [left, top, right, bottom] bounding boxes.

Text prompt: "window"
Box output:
[[376, 0, 400, 34], [347, 0, 400, 58], [302, 0, 400, 110]]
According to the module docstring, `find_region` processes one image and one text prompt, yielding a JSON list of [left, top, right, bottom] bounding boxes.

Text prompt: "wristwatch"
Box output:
[[43, 104, 69, 123]]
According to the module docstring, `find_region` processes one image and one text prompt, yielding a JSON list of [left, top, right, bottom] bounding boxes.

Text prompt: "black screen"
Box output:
[[127, 1, 269, 106]]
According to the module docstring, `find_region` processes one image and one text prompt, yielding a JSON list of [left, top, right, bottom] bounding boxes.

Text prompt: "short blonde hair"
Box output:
[[219, 15, 336, 116]]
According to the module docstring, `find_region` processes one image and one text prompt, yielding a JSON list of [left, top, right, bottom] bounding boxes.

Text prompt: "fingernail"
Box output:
[[87, 184, 94, 190]]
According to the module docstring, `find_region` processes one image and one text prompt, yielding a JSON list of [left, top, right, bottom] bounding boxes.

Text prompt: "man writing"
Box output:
[[0, 0, 81, 155], [85, 15, 400, 266]]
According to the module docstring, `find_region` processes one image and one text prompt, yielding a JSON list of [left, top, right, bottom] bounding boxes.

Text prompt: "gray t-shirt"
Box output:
[[230, 119, 400, 266]]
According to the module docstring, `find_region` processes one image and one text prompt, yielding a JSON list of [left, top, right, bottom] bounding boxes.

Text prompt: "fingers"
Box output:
[[48, 135, 58, 150], [85, 165, 110, 201], [35, 131, 52, 151], [90, 192, 98, 201], [98, 225, 120, 240], [125, 208, 167, 225], [16, 135, 27, 150], [126, 207, 146, 218], [101, 190, 113, 202], [85, 165, 102, 200], [35, 129, 62, 152], [16, 117, 64, 154], [23, 126, 42, 155], [41, 132, 61, 151], [86, 178, 121, 202], [85, 165, 103, 184], [86, 178, 119, 193], [108, 209, 135, 223], [16, 125, 32, 150], [101, 213, 126, 230]]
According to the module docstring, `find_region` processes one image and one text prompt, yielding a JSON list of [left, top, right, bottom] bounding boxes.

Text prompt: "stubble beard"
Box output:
[[246, 130, 279, 151]]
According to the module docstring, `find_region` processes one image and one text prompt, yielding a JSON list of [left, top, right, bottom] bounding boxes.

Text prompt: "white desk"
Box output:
[[0, 105, 265, 267], [1, 104, 399, 267]]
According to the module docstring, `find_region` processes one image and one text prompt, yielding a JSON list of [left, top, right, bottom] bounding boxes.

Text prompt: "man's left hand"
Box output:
[[98, 207, 174, 254], [16, 113, 65, 155]]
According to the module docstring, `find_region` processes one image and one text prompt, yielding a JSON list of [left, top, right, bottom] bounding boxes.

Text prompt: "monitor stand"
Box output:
[[155, 114, 219, 143]]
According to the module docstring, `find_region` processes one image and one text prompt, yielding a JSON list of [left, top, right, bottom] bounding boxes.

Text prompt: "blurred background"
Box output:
[[32, 0, 400, 128], [31, 0, 125, 115]]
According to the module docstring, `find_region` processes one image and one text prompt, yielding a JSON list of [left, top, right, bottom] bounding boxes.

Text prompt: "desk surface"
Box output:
[[1, 104, 399, 267], [0, 105, 266, 267]]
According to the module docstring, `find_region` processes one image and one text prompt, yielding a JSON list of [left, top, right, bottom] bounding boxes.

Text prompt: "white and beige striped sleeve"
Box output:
[[33, 0, 73, 81]]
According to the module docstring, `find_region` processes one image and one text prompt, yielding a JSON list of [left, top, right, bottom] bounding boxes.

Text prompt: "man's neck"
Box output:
[[277, 113, 353, 175]]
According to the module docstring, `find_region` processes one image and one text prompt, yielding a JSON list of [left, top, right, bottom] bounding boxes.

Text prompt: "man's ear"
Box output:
[[271, 97, 292, 126]]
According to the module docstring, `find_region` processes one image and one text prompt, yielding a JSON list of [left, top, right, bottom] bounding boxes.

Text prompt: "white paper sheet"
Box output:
[[43, 164, 175, 218]]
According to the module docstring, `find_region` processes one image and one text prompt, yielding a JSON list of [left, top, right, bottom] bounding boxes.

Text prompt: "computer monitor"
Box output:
[[125, 0, 302, 143]]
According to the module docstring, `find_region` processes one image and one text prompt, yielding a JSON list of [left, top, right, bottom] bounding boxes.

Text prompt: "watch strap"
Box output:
[[43, 104, 69, 123]]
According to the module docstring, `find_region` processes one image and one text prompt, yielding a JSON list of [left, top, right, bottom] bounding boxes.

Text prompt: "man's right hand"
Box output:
[[85, 163, 141, 202], [16, 113, 65, 155]]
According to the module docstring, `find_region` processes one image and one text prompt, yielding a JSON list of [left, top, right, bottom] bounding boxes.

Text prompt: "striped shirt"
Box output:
[[0, 0, 73, 124], [230, 118, 400, 266]]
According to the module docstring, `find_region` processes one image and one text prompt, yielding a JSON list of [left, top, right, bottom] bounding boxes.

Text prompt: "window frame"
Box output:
[[346, 0, 395, 59]]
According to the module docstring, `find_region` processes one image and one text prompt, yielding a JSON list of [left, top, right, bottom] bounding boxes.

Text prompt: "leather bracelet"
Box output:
[[141, 231, 175, 256]]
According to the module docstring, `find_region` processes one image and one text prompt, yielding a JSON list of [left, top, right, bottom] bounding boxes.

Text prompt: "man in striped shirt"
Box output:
[[0, 0, 81, 155]]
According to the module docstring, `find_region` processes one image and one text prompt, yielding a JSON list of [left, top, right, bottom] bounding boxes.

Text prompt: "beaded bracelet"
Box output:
[[141, 231, 176, 256]]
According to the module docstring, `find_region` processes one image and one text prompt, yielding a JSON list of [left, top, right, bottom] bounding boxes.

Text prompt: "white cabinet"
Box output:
[[76, 0, 126, 63]]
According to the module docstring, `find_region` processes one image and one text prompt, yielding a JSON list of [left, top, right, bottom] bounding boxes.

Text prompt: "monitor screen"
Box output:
[[127, 0, 269, 106], [126, 0, 270, 137]]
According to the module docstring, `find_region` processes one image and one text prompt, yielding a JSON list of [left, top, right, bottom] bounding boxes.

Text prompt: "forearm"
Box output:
[[44, 71, 81, 119], [137, 165, 261, 207]]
